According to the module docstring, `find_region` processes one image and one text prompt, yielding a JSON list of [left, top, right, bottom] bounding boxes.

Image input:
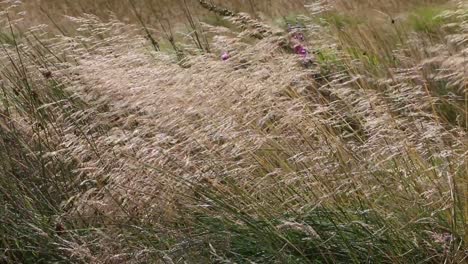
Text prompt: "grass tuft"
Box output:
[[0, 0, 466, 263]]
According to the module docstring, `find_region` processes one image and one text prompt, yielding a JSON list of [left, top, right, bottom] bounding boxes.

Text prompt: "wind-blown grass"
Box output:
[[0, 0, 466, 263]]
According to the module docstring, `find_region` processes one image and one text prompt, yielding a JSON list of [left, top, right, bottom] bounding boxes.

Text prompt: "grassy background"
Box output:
[[0, 0, 466, 263]]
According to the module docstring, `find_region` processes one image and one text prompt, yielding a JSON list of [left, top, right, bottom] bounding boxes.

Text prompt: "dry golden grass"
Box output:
[[6, 0, 306, 33], [0, 0, 466, 263]]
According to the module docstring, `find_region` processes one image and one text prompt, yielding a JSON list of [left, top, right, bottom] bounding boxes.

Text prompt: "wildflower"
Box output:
[[221, 51, 230, 61], [293, 32, 305, 42], [294, 44, 308, 58]]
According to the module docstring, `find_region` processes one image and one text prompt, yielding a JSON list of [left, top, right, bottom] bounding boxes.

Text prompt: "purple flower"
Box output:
[[294, 45, 308, 57], [293, 32, 305, 42], [221, 51, 230, 61]]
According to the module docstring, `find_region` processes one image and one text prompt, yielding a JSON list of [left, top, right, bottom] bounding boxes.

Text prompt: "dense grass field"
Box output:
[[0, 0, 466, 263]]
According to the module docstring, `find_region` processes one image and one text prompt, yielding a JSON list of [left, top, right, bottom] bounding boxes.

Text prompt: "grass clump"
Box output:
[[0, 0, 467, 263], [409, 6, 449, 34]]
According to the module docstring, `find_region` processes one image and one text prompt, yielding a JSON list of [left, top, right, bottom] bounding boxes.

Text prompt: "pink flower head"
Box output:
[[293, 32, 305, 42], [294, 44, 308, 58], [221, 51, 230, 61]]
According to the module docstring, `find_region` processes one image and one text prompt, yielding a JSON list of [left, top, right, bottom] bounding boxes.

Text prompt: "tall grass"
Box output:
[[0, 0, 466, 263]]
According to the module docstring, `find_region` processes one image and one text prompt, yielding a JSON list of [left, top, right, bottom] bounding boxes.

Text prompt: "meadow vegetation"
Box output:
[[0, 0, 466, 263]]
